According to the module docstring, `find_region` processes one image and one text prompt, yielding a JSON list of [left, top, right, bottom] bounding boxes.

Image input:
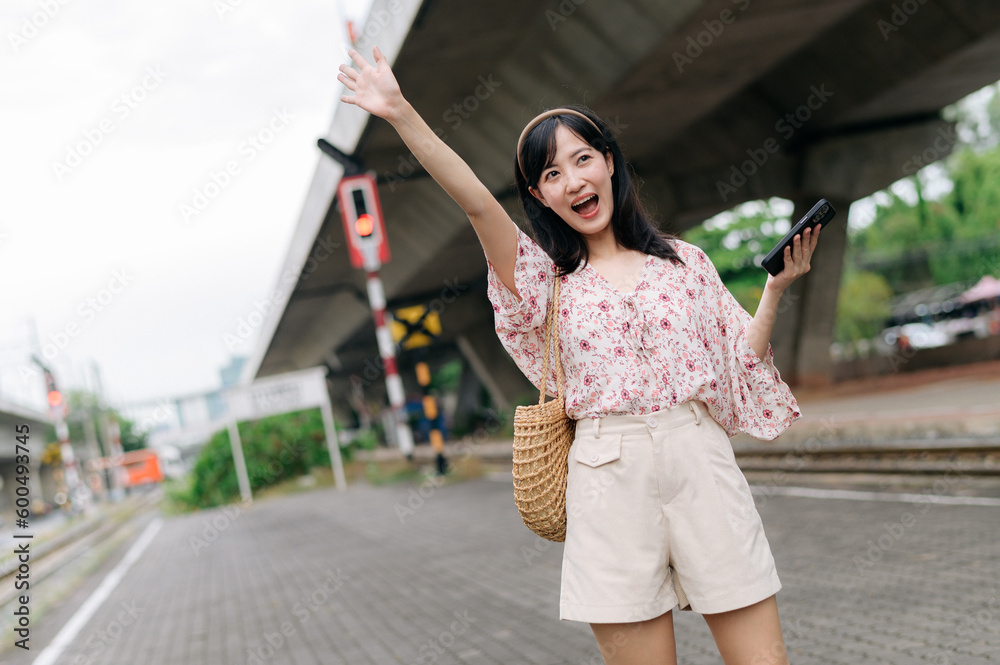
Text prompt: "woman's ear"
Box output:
[[605, 151, 614, 177], [529, 186, 550, 208]]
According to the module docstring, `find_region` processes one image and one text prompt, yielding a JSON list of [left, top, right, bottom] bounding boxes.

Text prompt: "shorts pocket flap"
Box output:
[[573, 434, 623, 468]]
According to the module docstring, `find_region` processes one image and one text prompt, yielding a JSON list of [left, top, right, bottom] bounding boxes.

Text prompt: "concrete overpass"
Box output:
[[245, 0, 1000, 422]]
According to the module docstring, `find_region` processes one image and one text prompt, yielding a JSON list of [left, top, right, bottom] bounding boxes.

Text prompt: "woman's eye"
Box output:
[[579, 155, 590, 163], [545, 170, 557, 179]]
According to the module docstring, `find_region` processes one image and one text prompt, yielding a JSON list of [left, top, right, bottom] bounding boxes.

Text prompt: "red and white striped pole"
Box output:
[[337, 171, 413, 456], [54, 413, 85, 512], [363, 249, 414, 456]]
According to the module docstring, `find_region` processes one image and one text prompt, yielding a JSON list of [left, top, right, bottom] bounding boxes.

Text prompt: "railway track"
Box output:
[[734, 441, 1000, 475], [453, 437, 1000, 477], [0, 489, 162, 608]]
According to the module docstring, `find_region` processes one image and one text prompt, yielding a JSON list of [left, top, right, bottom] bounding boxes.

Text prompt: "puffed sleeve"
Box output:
[[697, 247, 801, 440], [484, 223, 560, 397]]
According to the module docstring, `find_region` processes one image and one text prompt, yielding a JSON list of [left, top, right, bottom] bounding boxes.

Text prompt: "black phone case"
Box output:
[[761, 199, 836, 276]]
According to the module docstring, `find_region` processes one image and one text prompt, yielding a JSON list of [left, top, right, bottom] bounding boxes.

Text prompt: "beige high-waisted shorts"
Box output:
[[559, 400, 781, 623]]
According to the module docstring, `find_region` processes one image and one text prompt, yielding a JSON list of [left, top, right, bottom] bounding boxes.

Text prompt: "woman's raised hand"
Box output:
[[338, 47, 405, 121]]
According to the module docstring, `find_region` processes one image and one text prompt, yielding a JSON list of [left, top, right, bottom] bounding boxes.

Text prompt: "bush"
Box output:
[[178, 408, 337, 509]]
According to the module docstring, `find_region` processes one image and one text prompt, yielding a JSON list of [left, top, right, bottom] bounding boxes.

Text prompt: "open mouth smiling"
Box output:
[[571, 194, 599, 217]]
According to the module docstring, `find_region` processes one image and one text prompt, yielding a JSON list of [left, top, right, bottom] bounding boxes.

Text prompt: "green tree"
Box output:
[[59, 389, 147, 455], [850, 145, 1000, 291], [946, 82, 1000, 152], [681, 199, 791, 313], [118, 419, 147, 452], [834, 271, 894, 344]]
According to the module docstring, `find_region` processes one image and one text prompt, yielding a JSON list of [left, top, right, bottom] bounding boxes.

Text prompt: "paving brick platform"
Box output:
[[5, 473, 999, 665]]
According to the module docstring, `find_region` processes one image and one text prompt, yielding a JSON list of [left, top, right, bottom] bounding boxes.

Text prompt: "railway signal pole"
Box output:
[[392, 306, 447, 474], [34, 358, 86, 512], [337, 172, 414, 457]]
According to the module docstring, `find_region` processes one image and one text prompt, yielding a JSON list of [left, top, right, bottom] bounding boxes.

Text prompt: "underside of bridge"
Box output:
[[248, 0, 1000, 424]]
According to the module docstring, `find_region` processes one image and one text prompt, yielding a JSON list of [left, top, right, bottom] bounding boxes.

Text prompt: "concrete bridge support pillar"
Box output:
[[455, 326, 535, 414], [437, 289, 538, 415], [768, 118, 958, 386]]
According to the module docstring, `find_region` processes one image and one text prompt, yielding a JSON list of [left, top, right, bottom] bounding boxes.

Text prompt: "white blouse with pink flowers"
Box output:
[[485, 224, 802, 441]]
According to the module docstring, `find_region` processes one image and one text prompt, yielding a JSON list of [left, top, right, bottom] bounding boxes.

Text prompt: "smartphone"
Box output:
[[761, 199, 836, 276]]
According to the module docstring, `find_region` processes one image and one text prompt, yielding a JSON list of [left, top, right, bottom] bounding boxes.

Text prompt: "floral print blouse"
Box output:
[[485, 224, 802, 441]]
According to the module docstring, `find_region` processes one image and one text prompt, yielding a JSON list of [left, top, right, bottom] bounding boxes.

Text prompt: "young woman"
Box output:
[[339, 46, 820, 665]]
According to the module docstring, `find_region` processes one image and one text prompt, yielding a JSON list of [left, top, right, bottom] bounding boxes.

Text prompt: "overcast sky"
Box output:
[[1, 0, 373, 412]]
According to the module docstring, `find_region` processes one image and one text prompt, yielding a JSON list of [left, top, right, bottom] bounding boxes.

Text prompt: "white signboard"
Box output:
[[226, 367, 329, 422], [224, 367, 346, 503]]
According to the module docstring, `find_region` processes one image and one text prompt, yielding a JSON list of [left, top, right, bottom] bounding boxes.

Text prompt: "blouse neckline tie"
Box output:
[[622, 294, 653, 350]]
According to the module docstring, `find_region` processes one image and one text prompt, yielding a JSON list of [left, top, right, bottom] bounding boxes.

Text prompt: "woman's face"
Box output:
[[529, 124, 615, 236]]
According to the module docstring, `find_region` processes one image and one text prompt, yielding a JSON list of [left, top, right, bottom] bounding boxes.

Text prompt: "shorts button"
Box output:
[[646, 416, 658, 428], [590, 453, 599, 462]]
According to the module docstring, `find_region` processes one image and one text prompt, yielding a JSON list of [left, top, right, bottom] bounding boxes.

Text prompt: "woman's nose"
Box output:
[[565, 168, 585, 190]]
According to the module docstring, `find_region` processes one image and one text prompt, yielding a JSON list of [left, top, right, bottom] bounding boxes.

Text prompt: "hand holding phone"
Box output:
[[761, 199, 836, 276]]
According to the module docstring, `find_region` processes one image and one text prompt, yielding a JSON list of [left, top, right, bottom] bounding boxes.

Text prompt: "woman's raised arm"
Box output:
[[338, 47, 520, 299]]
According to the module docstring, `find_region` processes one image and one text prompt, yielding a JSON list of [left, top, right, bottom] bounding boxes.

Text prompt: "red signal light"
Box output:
[[355, 213, 374, 237], [48, 390, 63, 407], [338, 173, 389, 268]]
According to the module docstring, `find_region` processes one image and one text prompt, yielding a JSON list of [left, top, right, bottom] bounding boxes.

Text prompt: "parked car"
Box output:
[[881, 322, 951, 350]]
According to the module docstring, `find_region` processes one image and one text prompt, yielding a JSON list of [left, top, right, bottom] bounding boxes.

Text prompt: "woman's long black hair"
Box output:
[[514, 104, 685, 277]]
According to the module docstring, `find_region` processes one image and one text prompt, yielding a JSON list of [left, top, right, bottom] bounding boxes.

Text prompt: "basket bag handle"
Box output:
[[537, 277, 564, 404]]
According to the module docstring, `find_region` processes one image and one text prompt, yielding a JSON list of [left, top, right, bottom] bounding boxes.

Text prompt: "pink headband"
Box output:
[[515, 108, 603, 181]]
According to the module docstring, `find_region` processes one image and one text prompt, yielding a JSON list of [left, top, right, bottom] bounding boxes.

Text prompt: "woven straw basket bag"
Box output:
[[512, 277, 577, 542]]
